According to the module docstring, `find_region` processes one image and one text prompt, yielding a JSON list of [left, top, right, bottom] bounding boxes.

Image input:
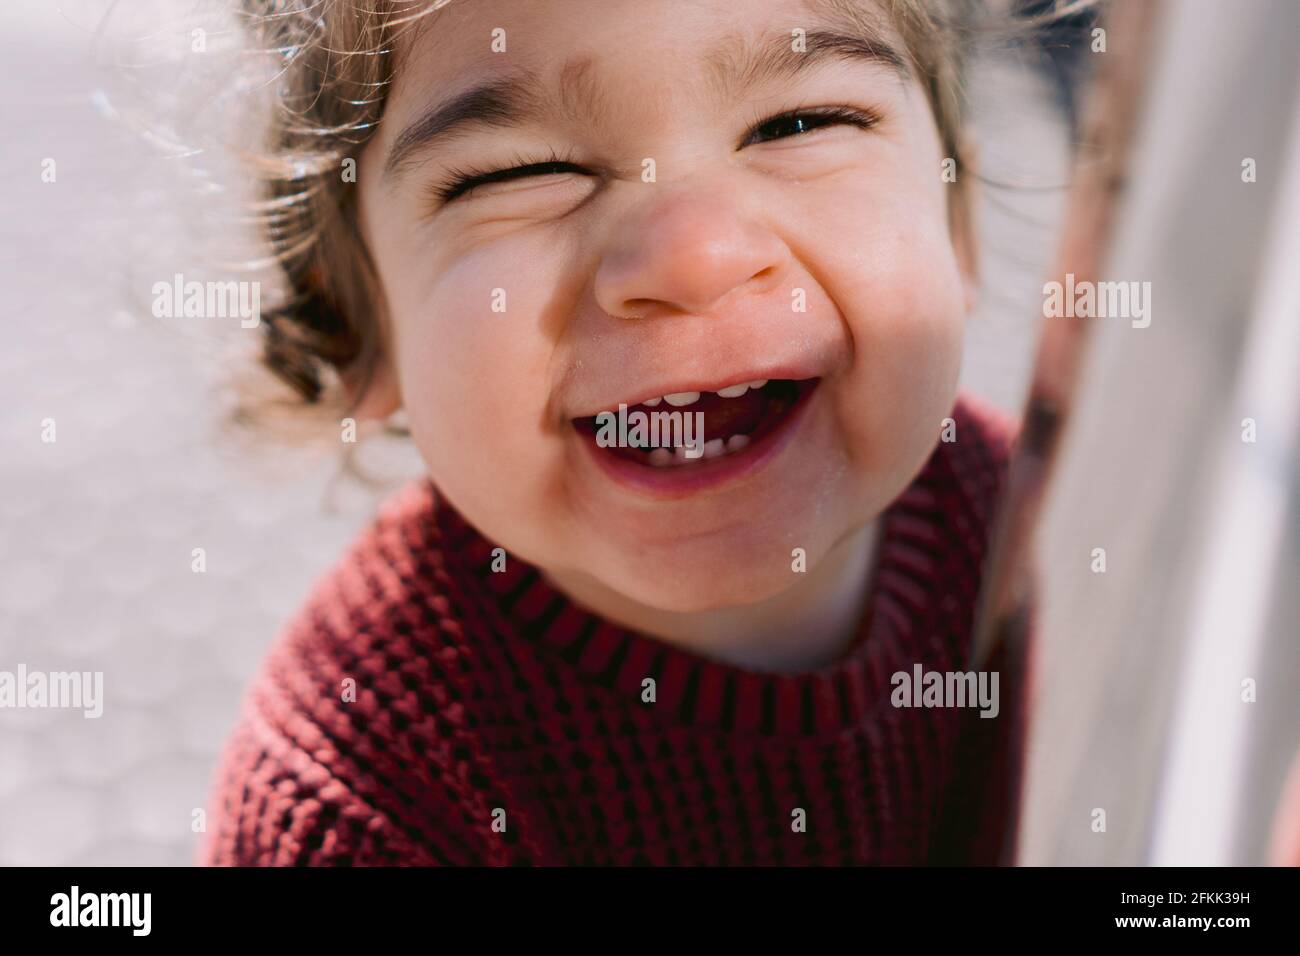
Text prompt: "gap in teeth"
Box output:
[[644, 379, 768, 408]]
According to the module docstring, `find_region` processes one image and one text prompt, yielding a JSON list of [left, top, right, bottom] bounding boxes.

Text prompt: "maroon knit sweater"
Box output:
[[200, 394, 1021, 866]]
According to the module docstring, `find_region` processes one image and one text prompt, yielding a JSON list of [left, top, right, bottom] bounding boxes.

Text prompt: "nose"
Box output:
[[594, 185, 788, 320]]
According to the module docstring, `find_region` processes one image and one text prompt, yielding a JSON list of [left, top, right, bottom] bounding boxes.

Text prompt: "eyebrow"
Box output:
[[706, 27, 909, 101], [382, 26, 910, 185], [384, 77, 539, 183]]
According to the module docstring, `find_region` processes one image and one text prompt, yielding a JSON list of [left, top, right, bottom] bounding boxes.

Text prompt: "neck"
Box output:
[[544, 521, 880, 674]]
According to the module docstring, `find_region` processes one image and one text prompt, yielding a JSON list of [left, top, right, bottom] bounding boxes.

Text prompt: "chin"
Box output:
[[592, 540, 818, 616], [611, 578, 792, 616]]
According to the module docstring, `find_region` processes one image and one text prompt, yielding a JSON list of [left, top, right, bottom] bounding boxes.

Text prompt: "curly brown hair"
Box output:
[[237, 0, 1053, 420]]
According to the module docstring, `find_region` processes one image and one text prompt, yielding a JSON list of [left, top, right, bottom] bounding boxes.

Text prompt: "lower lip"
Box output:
[[573, 381, 820, 499]]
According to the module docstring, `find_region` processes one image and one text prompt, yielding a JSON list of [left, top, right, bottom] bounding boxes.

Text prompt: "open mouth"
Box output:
[[572, 378, 820, 468]]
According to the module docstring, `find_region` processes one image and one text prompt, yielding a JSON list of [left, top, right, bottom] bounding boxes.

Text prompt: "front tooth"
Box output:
[[702, 439, 726, 458], [745, 379, 768, 390], [663, 391, 700, 407], [715, 383, 749, 399], [726, 434, 750, 452], [673, 446, 692, 465], [648, 447, 674, 467], [642, 396, 662, 406]]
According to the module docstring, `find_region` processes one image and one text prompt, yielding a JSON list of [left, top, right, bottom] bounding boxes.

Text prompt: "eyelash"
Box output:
[[739, 104, 881, 147], [431, 147, 582, 204], [429, 105, 881, 204]]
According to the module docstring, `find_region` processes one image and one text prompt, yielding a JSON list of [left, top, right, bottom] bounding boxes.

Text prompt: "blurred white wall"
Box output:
[[1021, 0, 1300, 865]]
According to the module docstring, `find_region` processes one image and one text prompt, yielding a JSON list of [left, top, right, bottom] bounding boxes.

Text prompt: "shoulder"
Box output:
[[199, 480, 490, 866], [880, 392, 1018, 612], [922, 395, 1025, 863], [939, 391, 1019, 532]]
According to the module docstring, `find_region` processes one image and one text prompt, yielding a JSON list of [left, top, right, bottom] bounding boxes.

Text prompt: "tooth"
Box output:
[[663, 391, 700, 407], [673, 446, 693, 465], [642, 397, 662, 406], [715, 383, 749, 399], [648, 447, 674, 467], [745, 379, 768, 390], [726, 434, 750, 452], [702, 439, 725, 458]]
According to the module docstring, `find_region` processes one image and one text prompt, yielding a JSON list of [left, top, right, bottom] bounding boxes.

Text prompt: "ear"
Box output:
[[343, 350, 402, 420], [951, 138, 980, 314], [308, 256, 402, 420]]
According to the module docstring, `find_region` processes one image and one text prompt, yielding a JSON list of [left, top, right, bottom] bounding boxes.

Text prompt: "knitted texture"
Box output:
[[200, 393, 1020, 865]]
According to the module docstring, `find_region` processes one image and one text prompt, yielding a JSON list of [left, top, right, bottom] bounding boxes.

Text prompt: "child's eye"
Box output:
[[740, 106, 880, 148], [429, 106, 879, 207], [434, 157, 588, 204]]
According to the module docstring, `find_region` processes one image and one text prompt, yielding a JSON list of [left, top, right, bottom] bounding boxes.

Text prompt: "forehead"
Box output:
[[389, 0, 906, 102], [379, 0, 911, 179]]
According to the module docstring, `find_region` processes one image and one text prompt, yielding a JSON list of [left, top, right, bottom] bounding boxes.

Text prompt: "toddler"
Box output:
[[202, 0, 1027, 865]]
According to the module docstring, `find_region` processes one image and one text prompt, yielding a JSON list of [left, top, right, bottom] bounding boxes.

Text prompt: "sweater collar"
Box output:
[[421, 421, 977, 742], [418, 385, 1024, 743]]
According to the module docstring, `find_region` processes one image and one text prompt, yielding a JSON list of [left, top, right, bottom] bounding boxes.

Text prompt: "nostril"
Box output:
[[611, 300, 654, 320]]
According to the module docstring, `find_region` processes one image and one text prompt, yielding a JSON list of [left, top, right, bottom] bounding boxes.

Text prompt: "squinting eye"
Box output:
[[434, 157, 588, 203], [741, 106, 880, 148]]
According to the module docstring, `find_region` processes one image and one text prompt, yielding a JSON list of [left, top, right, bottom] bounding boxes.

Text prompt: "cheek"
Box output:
[[385, 241, 567, 506], [805, 176, 966, 470], [850, 233, 965, 401]]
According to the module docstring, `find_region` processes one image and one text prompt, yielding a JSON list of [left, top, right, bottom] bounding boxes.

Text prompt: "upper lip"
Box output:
[[569, 363, 823, 419]]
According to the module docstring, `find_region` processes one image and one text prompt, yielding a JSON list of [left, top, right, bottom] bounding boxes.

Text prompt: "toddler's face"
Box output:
[[358, 0, 971, 613]]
